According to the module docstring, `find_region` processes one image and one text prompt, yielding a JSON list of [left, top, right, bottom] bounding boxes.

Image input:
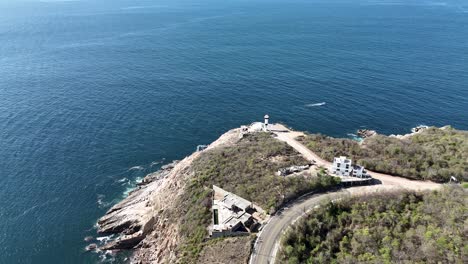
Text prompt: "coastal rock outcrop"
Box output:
[[96, 128, 241, 263], [97, 163, 176, 249], [357, 129, 377, 138]]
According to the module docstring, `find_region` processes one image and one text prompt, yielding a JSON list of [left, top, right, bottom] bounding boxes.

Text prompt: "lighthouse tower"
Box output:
[[264, 114, 269, 131]]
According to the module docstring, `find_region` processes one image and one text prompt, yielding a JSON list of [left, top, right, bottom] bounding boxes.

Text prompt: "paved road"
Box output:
[[250, 186, 395, 264], [250, 129, 441, 264], [250, 190, 346, 264], [251, 184, 441, 264]]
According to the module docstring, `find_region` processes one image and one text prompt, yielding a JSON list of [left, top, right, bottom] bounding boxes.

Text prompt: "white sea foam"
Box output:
[[122, 187, 133, 198], [97, 194, 112, 209], [97, 198, 105, 208], [150, 160, 164, 167], [128, 166, 144, 171], [121, 176, 144, 198], [347, 133, 364, 142], [98, 253, 114, 263], [305, 102, 326, 107], [96, 235, 114, 243]]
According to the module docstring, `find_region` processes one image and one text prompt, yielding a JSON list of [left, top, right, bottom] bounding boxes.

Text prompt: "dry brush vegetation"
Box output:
[[299, 127, 468, 182], [279, 186, 467, 264], [174, 133, 340, 263]]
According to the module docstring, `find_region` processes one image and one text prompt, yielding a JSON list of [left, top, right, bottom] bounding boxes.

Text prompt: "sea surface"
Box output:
[[0, 0, 467, 263]]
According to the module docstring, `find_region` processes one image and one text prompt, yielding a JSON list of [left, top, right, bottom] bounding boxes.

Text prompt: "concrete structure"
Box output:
[[332, 156, 353, 176], [210, 186, 262, 238], [352, 165, 368, 178], [239, 115, 289, 138], [248, 122, 267, 133], [277, 164, 310, 176], [264, 114, 269, 130], [246, 114, 271, 133], [332, 156, 369, 178]]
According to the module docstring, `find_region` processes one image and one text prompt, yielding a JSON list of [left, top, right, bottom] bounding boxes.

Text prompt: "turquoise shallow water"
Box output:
[[0, 0, 467, 263]]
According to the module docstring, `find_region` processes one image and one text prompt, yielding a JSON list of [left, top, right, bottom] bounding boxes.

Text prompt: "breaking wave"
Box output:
[[117, 177, 128, 183], [150, 159, 165, 167], [347, 133, 364, 142], [122, 177, 143, 198], [97, 194, 112, 209], [128, 166, 144, 171], [96, 235, 113, 243]]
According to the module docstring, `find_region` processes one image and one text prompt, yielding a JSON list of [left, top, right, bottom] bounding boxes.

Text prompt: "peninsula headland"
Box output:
[[91, 118, 467, 264]]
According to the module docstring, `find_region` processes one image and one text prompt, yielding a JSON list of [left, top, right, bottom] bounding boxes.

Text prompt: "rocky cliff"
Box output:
[[96, 128, 241, 263]]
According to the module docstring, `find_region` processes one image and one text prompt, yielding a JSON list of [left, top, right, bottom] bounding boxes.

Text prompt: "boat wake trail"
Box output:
[[305, 102, 326, 107]]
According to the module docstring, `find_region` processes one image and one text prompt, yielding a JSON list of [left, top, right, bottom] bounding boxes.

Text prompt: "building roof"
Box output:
[[222, 191, 252, 211], [353, 165, 363, 170], [248, 122, 265, 132], [334, 156, 352, 163], [212, 185, 254, 231]]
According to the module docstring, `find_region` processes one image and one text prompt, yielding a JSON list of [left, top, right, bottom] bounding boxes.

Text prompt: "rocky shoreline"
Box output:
[[92, 124, 448, 262], [358, 125, 441, 140], [97, 161, 177, 250], [93, 128, 241, 263]]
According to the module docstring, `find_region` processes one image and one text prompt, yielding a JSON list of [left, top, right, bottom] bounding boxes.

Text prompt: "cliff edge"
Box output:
[[96, 128, 242, 263]]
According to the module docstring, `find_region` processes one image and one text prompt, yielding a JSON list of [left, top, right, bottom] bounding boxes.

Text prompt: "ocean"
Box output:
[[0, 0, 467, 263]]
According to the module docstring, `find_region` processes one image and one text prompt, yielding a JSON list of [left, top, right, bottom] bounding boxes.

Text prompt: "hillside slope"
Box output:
[[299, 126, 468, 182], [97, 129, 339, 263], [279, 186, 467, 264]]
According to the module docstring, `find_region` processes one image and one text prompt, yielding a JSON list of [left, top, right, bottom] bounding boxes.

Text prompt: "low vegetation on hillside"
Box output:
[[174, 133, 340, 263], [299, 127, 468, 182], [197, 236, 254, 264], [279, 186, 467, 264]]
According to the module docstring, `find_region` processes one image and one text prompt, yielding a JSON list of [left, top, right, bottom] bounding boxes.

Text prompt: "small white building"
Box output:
[[248, 122, 266, 133], [247, 114, 270, 133], [352, 165, 368, 178], [332, 156, 353, 176], [332, 156, 369, 178]]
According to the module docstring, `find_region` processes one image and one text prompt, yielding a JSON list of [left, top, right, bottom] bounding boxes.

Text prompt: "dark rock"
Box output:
[[357, 129, 377, 138], [411, 125, 428, 133], [85, 243, 97, 251]]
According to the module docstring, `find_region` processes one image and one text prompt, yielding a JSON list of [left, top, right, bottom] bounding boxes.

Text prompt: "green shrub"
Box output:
[[298, 127, 468, 182], [176, 133, 340, 263], [278, 186, 467, 264]]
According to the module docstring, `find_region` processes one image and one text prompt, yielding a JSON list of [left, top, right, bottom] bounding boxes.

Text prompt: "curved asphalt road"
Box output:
[[250, 184, 435, 264], [250, 128, 441, 264], [250, 189, 352, 264]]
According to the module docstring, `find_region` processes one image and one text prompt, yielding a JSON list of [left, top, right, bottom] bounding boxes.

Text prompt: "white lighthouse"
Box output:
[[264, 114, 269, 131]]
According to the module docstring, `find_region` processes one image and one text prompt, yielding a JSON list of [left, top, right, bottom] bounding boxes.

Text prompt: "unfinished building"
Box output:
[[210, 185, 266, 238]]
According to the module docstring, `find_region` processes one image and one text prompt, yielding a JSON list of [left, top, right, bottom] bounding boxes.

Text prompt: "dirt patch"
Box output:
[[198, 236, 253, 264], [268, 155, 287, 163]]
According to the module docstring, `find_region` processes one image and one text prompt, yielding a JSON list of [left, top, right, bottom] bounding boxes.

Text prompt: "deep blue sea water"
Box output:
[[0, 0, 467, 262]]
